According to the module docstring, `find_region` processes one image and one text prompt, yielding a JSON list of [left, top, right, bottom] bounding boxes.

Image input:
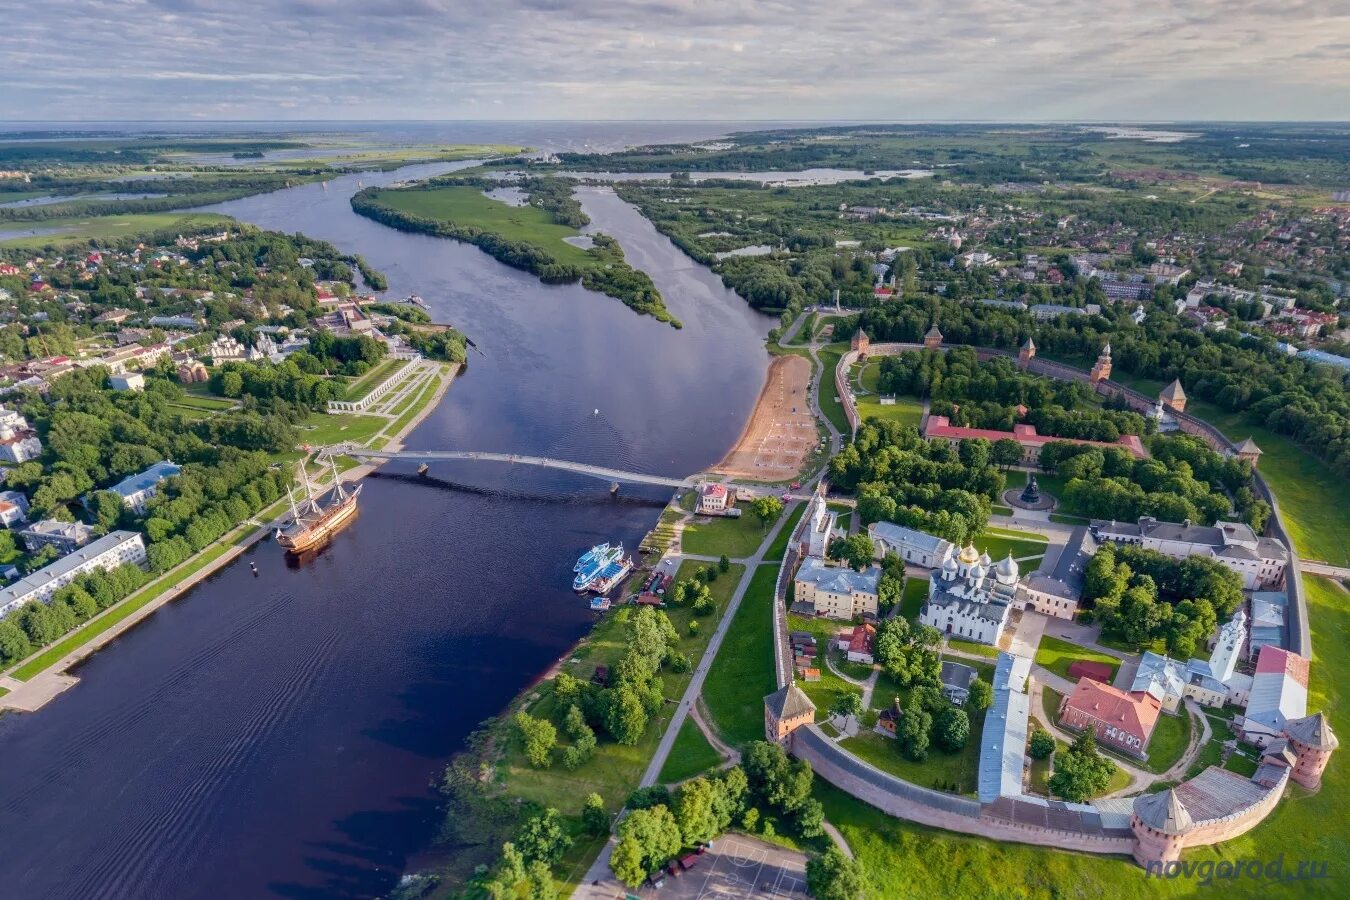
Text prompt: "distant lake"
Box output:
[[0, 192, 166, 208]]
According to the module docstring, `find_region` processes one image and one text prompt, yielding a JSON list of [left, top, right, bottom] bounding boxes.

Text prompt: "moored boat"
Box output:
[[275, 456, 362, 554], [573, 543, 624, 592]]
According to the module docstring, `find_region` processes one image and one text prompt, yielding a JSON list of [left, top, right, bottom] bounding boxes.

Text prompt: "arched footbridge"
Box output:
[[340, 447, 695, 489]]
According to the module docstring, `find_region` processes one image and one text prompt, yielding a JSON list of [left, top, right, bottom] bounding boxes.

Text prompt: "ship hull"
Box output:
[[276, 489, 361, 553]]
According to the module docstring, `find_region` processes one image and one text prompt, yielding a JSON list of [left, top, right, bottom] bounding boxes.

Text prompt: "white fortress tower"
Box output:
[[1210, 608, 1246, 684]]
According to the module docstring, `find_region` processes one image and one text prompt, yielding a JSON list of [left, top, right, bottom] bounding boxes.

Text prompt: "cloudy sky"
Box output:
[[4, 0, 1349, 121]]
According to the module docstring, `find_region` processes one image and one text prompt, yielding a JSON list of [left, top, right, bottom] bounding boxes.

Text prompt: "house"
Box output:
[[1020, 574, 1080, 620], [835, 623, 876, 664], [939, 660, 978, 704], [923, 416, 1148, 465], [1240, 646, 1309, 747], [1090, 516, 1288, 590], [920, 544, 1022, 645], [1059, 678, 1163, 758], [0, 490, 30, 527], [867, 521, 954, 569], [877, 698, 901, 736], [94, 308, 134, 325], [0, 406, 42, 463], [697, 482, 730, 515], [0, 531, 147, 618], [20, 519, 96, 554], [793, 555, 881, 620], [108, 460, 181, 514], [110, 372, 145, 392]]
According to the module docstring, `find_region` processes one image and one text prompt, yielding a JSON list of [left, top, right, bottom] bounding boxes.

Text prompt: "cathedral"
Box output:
[[919, 542, 1025, 645]]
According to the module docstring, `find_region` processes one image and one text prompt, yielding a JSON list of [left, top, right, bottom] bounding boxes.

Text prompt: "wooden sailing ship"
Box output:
[[275, 455, 361, 554]]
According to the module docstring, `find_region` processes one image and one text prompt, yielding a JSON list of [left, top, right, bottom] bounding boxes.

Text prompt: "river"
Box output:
[[0, 156, 774, 897]]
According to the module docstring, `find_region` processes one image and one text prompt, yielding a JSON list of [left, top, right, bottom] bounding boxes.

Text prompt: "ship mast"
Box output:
[[327, 452, 348, 501]]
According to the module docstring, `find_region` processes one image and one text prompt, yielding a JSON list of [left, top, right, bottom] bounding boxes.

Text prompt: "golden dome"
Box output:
[[958, 543, 979, 564]]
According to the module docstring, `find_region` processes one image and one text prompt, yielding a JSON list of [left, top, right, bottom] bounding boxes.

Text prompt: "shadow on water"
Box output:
[[368, 470, 670, 508]]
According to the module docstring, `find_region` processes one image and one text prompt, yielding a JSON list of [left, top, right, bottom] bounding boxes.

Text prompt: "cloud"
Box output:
[[3, 0, 1348, 120]]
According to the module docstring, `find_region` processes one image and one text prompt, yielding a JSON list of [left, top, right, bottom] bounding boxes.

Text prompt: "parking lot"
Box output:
[[635, 835, 809, 900]]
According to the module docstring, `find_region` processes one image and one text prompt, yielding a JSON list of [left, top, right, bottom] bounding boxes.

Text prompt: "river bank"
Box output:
[[0, 360, 458, 712]]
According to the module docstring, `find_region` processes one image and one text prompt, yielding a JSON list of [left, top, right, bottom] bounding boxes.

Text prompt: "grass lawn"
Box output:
[[692, 555, 779, 726], [1042, 686, 1063, 725], [855, 394, 924, 428], [383, 372, 443, 439], [1034, 635, 1121, 682], [170, 393, 236, 411], [947, 638, 1001, 659], [681, 512, 774, 559], [367, 185, 595, 267], [764, 501, 806, 562], [840, 727, 982, 796], [657, 717, 724, 784], [970, 533, 1048, 565], [298, 411, 388, 447], [0, 212, 234, 249], [1142, 708, 1191, 775], [816, 344, 851, 434], [342, 358, 407, 401], [898, 577, 929, 621]]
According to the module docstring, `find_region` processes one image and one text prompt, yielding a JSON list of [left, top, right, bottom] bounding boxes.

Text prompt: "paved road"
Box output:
[[1300, 560, 1350, 580]]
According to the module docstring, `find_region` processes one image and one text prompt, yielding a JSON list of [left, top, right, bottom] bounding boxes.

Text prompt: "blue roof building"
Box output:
[[109, 461, 181, 514]]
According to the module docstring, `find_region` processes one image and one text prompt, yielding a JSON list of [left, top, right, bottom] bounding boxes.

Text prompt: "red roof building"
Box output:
[[923, 415, 1148, 464], [1059, 678, 1162, 758]]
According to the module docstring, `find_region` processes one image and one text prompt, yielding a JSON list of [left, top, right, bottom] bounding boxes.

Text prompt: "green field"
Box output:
[[1034, 635, 1121, 683], [383, 372, 443, 439], [343, 358, 407, 401], [816, 344, 852, 434], [764, 501, 807, 562], [853, 359, 924, 427], [702, 564, 782, 747], [366, 185, 594, 266], [657, 717, 724, 784], [0, 212, 234, 249], [297, 412, 388, 447], [1143, 709, 1192, 775], [170, 393, 236, 411], [898, 577, 928, 620], [681, 510, 775, 558]]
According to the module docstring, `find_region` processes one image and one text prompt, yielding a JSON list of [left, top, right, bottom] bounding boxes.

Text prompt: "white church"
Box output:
[[919, 543, 1026, 645]]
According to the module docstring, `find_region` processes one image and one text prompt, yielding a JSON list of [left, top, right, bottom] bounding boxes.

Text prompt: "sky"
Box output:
[[4, 0, 1349, 121]]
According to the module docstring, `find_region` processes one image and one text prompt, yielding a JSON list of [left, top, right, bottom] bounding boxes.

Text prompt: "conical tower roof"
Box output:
[[1134, 788, 1194, 836], [1285, 711, 1338, 751]]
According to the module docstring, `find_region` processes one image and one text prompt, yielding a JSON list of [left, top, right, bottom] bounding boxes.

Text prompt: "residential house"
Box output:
[[0, 531, 147, 618], [108, 460, 181, 514], [19, 519, 96, 554], [697, 482, 730, 515], [835, 623, 876, 665], [0, 490, 30, 527]]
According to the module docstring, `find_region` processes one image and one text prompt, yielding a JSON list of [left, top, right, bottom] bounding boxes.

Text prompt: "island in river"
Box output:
[[350, 174, 678, 326]]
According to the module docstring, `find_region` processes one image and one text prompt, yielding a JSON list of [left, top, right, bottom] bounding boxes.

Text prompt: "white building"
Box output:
[[793, 555, 881, 620], [1090, 516, 1288, 590], [697, 483, 730, 515], [107, 461, 182, 514], [0, 406, 42, 463], [1131, 611, 1252, 713], [110, 372, 145, 392], [0, 490, 30, 527], [921, 544, 1023, 645], [0, 531, 147, 618], [1020, 574, 1080, 620], [801, 491, 838, 558], [867, 521, 955, 569], [208, 334, 269, 364], [20, 519, 96, 554]]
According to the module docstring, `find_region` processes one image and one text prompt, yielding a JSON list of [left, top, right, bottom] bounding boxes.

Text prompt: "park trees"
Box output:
[[966, 676, 993, 713], [514, 712, 557, 768], [1048, 731, 1115, 802], [515, 808, 572, 867], [1028, 728, 1056, 760], [612, 805, 683, 887], [831, 533, 875, 572], [935, 706, 971, 752], [806, 846, 864, 900], [582, 793, 609, 836], [752, 494, 784, 529]]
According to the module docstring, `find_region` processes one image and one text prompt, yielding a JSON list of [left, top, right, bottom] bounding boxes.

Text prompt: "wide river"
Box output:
[[0, 159, 774, 897]]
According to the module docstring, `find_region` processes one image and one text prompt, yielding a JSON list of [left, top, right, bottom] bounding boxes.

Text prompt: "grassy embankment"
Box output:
[[0, 212, 233, 249], [682, 512, 776, 558], [816, 343, 852, 434]]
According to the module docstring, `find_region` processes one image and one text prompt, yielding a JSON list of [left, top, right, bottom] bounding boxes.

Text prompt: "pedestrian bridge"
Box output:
[[341, 447, 694, 489]]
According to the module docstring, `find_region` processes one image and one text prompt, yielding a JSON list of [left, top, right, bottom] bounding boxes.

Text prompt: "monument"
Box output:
[[1020, 474, 1041, 505]]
